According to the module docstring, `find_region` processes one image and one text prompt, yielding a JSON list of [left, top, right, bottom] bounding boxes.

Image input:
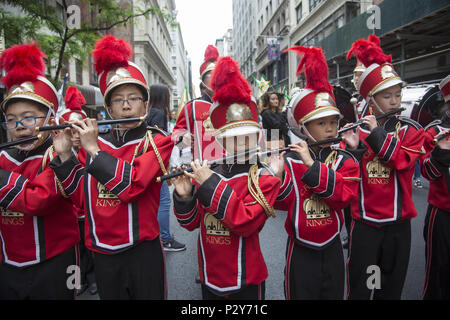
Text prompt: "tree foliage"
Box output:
[[0, 0, 176, 87]]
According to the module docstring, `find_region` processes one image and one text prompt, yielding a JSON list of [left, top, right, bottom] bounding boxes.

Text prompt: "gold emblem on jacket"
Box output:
[[97, 182, 119, 199], [366, 156, 391, 179], [303, 194, 331, 219], [1, 209, 24, 217], [1, 208, 24, 226], [204, 213, 230, 236]]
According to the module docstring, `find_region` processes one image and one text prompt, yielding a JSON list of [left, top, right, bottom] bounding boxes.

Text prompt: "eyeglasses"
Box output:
[[1, 116, 47, 130], [110, 97, 144, 108]]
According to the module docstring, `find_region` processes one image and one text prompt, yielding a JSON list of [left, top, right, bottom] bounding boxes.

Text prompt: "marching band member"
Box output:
[[271, 46, 360, 300], [49, 35, 173, 299], [0, 43, 79, 299], [173, 45, 223, 162], [345, 35, 425, 300], [421, 75, 450, 299], [171, 56, 280, 300]]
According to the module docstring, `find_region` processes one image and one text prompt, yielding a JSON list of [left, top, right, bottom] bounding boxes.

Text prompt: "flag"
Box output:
[[252, 74, 271, 99], [267, 37, 281, 61]]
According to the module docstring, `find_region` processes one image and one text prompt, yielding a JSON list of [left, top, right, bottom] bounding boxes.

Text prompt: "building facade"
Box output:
[[216, 28, 233, 58], [133, 0, 176, 93], [232, 0, 257, 90], [233, 0, 450, 97], [170, 21, 190, 111]]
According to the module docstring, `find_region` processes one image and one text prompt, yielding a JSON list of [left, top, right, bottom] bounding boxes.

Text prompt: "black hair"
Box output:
[[149, 83, 170, 120]]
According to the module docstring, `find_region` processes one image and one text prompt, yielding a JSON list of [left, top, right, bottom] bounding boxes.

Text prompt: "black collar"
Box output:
[[102, 122, 148, 147], [4, 135, 53, 162]]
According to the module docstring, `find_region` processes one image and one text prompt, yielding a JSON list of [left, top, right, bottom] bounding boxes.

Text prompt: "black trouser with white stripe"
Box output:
[[0, 245, 78, 300], [92, 238, 166, 300], [284, 237, 345, 300], [347, 219, 411, 300], [423, 204, 450, 300]]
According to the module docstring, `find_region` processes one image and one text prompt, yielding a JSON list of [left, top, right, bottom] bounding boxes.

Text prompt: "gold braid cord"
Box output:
[[42, 146, 68, 199], [147, 130, 169, 176], [393, 121, 425, 154], [247, 164, 276, 218], [324, 150, 338, 169], [394, 121, 402, 140]]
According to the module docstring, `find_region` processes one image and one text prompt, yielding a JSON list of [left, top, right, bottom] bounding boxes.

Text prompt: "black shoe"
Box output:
[[162, 238, 186, 252], [414, 179, 423, 189], [89, 283, 98, 295]]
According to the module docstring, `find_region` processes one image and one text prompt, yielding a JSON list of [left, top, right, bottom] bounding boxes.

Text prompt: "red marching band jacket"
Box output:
[[350, 116, 425, 225], [421, 115, 450, 212], [173, 163, 280, 296], [50, 124, 173, 254], [173, 99, 224, 162], [275, 147, 360, 249], [0, 138, 79, 267]]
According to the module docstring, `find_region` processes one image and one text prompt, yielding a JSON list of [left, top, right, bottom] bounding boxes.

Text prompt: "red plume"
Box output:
[[204, 45, 219, 63], [346, 35, 391, 67], [367, 34, 381, 47], [284, 46, 333, 94], [211, 57, 252, 106], [0, 42, 46, 88], [65, 86, 86, 111], [92, 35, 132, 75]]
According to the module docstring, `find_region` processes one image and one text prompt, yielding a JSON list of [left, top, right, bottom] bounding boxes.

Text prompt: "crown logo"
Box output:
[[204, 213, 230, 236], [1, 208, 24, 217], [303, 193, 331, 219], [97, 182, 119, 199], [366, 156, 391, 178]]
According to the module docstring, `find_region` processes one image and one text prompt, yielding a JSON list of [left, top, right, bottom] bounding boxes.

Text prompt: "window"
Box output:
[[296, 3, 303, 24], [309, 0, 323, 12]]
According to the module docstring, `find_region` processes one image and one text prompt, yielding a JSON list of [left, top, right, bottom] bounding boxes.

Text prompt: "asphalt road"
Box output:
[[78, 179, 430, 300]]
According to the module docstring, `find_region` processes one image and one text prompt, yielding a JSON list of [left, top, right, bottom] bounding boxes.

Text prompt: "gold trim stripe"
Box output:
[[367, 77, 402, 97], [401, 146, 426, 155], [4, 91, 54, 110], [213, 121, 262, 137], [298, 106, 341, 124]]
